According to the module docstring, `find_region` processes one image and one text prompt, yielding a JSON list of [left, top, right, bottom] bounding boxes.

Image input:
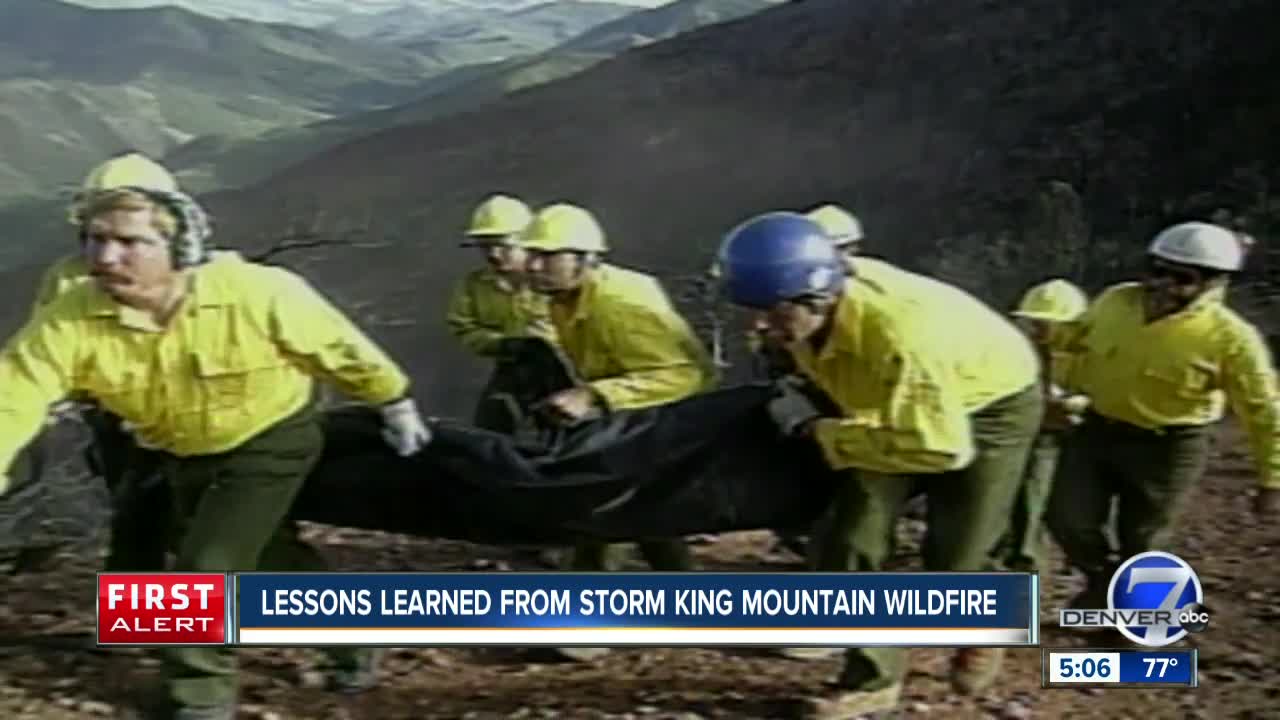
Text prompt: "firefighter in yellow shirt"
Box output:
[[1047, 222, 1280, 611], [446, 194, 557, 432], [757, 204, 864, 563], [715, 212, 1043, 718], [31, 153, 189, 576], [1000, 279, 1091, 578], [0, 186, 431, 719], [518, 203, 717, 656]]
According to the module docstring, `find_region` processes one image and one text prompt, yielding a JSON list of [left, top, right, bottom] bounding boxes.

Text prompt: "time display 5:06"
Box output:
[[1044, 649, 1197, 687], [1048, 652, 1120, 683]]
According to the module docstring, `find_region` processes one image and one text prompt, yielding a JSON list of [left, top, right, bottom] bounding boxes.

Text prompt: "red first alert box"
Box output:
[[97, 573, 229, 645]]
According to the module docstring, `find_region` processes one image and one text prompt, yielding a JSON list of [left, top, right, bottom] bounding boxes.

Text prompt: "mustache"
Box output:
[[90, 269, 130, 282]]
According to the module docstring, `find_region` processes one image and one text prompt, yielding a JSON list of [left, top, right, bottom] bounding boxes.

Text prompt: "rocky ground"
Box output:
[[0, 421, 1276, 720]]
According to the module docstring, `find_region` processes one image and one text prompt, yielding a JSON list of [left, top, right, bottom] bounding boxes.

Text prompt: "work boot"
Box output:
[[328, 649, 383, 694], [950, 648, 1004, 695], [800, 682, 901, 719]]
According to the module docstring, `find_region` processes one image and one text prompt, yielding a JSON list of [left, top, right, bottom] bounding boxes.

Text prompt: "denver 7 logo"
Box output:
[[1109, 552, 1204, 647]]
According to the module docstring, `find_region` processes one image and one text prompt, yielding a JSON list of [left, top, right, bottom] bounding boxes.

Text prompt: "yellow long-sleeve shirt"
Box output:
[[1061, 281, 1280, 489], [0, 257, 409, 475], [745, 258, 928, 355], [32, 253, 92, 311], [790, 277, 1040, 475], [550, 264, 717, 411], [445, 268, 555, 357]]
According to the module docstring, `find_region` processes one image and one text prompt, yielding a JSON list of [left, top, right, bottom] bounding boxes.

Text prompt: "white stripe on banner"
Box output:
[[236, 627, 1031, 646]]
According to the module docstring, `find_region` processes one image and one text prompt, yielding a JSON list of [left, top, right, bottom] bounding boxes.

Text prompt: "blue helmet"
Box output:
[[715, 211, 847, 308]]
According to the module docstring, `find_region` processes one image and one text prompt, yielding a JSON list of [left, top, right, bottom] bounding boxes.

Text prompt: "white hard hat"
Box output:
[[1148, 222, 1245, 272]]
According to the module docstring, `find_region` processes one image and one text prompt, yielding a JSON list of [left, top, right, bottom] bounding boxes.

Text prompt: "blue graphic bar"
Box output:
[[231, 572, 1037, 647]]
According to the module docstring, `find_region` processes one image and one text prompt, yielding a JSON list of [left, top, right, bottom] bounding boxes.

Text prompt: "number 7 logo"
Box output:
[[1109, 551, 1203, 647]]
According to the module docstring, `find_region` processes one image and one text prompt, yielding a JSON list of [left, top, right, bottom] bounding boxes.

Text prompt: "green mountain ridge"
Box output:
[[331, 0, 635, 52], [163, 0, 781, 191], [0, 0, 468, 202], [392, 1, 638, 70]]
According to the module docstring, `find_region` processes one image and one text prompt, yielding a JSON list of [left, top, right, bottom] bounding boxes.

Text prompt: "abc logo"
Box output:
[[1109, 551, 1205, 648], [1178, 602, 1211, 633]]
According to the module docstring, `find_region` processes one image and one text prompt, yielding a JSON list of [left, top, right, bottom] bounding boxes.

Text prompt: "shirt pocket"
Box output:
[[192, 348, 288, 409], [1140, 362, 1215, 400]]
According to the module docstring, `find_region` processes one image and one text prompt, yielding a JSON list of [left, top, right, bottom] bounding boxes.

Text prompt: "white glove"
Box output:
[[120, 419, 163, 450], [767, 381, 821, 437], [528, 321, 558, 343], [380, 397, 432, 457]]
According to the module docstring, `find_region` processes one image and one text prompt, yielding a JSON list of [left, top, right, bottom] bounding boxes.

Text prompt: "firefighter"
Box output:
[[0, 185, 431, 720], [1047, 222, 1280, 611], [1001, 279, 1091, 578], [768, 203, 920, 570], [715, 212, 1043, 718], [756, 205, 864, 561], [32, 152, 193, 575], [445, 194, 557, 433], [519, 203, 718, 659]]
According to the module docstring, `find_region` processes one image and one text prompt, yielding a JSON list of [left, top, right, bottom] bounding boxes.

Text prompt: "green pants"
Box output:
[[569, 539, 694, 571], [82, 407, 171, 572], [998, 431, 1062, 576], [160, 406, 369, 709], [813, 383, 1043, 691], [1046, 412, 1211, 594]]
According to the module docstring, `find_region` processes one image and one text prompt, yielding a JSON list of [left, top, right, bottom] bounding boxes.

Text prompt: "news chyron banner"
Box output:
[[97, 572, 1039, 647]]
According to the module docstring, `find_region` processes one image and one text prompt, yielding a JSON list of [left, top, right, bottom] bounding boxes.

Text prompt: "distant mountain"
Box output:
[[64, 0, 673, 28], [0, 0, 448, 202], [558, 0, 770, 52], [324, 3, 489, 44], [393, 2, 638, 63], [164, 0, 779, 191]]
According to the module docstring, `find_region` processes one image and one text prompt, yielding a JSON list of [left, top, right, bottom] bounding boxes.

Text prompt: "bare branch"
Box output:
[[246, 224, 382, 264]]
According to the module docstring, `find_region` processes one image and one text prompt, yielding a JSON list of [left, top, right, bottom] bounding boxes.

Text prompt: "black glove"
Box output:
[[767, 379, 822, 437]]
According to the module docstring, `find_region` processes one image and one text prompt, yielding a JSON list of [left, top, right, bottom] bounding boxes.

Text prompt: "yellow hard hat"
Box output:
[[69, 152, 180, 225], [465, 194, 533, 239], [81, 152, 178, 194], [519, 203, 608, 253], [1012, 279, 1088, 322], [805, 204, 864, 246]]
